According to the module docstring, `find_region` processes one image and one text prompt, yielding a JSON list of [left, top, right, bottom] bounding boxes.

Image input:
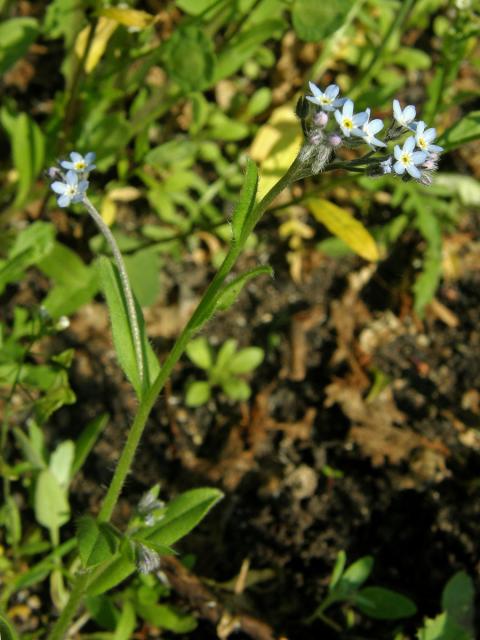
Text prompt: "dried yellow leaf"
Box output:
[[99, 7, 156, 29], [75, 18, 118, 74], [308, 198, 379, 262]]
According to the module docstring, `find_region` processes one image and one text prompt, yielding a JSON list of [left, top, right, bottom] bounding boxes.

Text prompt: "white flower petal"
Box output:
[[403, 105, 416, 122], [51, 181, 67, 194], [343, 100, 353, 118], [411, 151, 427, 164], [404, 137, 415, 153], [406, 165, 421, 179]]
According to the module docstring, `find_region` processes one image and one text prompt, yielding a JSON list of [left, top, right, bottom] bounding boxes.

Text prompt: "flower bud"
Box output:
[[328, 134, 342, 147], [313, 111, 328, 127]]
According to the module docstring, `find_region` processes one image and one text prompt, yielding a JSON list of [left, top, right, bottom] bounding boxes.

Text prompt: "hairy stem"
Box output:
[[82, 195, 144, 384]]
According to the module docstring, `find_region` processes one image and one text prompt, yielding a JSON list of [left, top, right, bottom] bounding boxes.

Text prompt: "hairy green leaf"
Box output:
[[99, 257, 160, 398]]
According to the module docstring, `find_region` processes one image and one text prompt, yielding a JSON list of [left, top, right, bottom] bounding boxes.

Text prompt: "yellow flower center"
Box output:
[[418, 137, 427, 150], [74, 161, 86, 170], [320, 96, 332, 105], [400, 153, 411, 166], [343, 118, 353, 130]]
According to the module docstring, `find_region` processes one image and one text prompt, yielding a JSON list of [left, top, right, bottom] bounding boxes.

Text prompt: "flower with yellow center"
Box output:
[[334, 99, 368, 137], [393, 137, 427, 179], [414, 121, 443, 154]]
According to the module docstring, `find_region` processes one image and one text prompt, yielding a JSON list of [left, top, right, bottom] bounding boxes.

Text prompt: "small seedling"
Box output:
[[185, 336, 264, 406]]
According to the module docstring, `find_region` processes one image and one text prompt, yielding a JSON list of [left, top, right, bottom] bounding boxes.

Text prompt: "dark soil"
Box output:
[[24, 217, 479, 639]]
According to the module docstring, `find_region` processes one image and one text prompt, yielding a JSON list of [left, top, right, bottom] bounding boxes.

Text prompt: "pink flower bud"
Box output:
[[314, 111, 329, 127], [328, 133, 342, 147]]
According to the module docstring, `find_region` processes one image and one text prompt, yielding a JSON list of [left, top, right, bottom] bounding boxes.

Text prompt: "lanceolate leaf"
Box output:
[[354, 586, 417, 620], [87, 488, 223, 596], [77, 516, 118, 568], [98, 257, 160, 398], [215, 265, 273, 311], [231, 160, 259, 243]]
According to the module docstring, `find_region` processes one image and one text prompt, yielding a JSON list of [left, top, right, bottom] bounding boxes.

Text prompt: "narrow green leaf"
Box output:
[[355, 586, 417, 620], [135, 602, 197, 632], [87, 554, 137, 597], [231, 160, 259, 243], [88, 488, 223, 597], [413, 209, 442, 316], [98, 257, 160, 398], [437, 111, 480, 151], [337, 556, 374, 594], [71, 413, 109, 478], [34, 469, 70, 532], [145, 488, 223, 547], [215, 265, 273, 311], [329, 551, 347, 591], [13, 426, 47, 469], [49, 440, 75, 489], [6, 111, 45, 206], [77, 516, 118, 568], [214, 20, 284, 81], [0, 613, 19, 640], [113, 601, 136, 640]]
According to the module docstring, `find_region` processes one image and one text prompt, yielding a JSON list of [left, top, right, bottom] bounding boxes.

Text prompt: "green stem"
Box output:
[[82, 196, 144, 384], [47, 158, 300, 640], [48, 572, 90, 640]]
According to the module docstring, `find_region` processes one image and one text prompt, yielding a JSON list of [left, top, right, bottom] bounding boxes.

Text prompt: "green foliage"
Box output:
[[292, 0, 353, 42], [87, 488, 223, 596], [99, 257, 160, 398], [310, 552, 417, 626], [0, 17, 39, 75], [0, 109, 45, 206], [416, 571, 475, 640], [185, 337, 264, 406]]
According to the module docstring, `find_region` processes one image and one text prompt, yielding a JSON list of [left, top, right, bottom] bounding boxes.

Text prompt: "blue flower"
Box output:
[[51, 170, 88, 207], [392, 99, 416, 129], [414, 121, 443, 153], [393, 137, 427, 179], [358, 108, 386, 148], [61, 151, 96, 175], [307, 82, 345, 112], [334, 100, 368, 137]]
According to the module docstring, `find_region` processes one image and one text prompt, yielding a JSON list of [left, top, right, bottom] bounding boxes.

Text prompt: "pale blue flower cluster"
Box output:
[[301, 82, 443, 183], [49, 152, 96, 207]]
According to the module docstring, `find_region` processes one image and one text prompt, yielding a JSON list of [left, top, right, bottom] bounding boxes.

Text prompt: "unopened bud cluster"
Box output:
[[297, 82, 443, 185]]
